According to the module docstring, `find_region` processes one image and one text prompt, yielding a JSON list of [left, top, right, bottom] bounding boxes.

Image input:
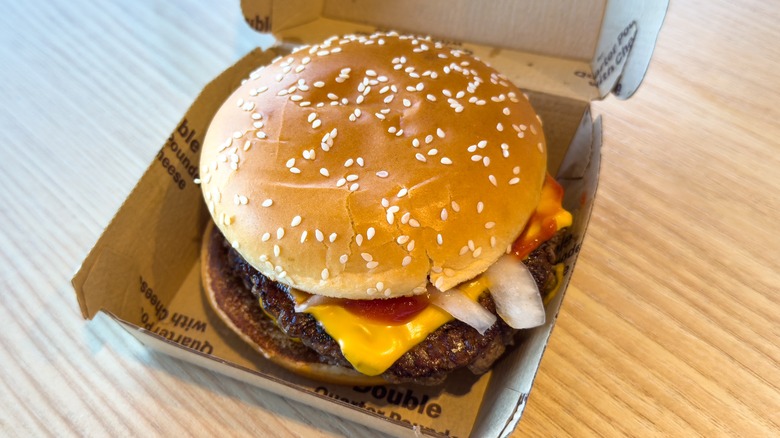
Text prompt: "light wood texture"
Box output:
[[1, 0, 777, 437]]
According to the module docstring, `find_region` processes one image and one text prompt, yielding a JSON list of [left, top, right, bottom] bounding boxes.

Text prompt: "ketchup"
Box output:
[[512, 174, 567, 260], [341, 295, 430, 325]]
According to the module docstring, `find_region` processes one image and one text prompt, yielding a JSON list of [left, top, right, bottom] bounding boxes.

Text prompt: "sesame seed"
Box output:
[[467, 145, 477, 153], [478, 140, 487, 148], [513, 166, 520, 175], [407, 240, 415, 251], [442, 89, 452, 97], [435, 277, 444, 289], [485, 222, 496, 229], [471, 155, 482, 162], [477, 202, 484, 213], [329, 233, 337, 243], [313, 81, 325, 88], [401, 212, 411, 224], [440, 157, 452, 165], [376, 170, 389, 178], [473, 247, 483, 258], [436, 128, 445, 138], [397, 188, 408, 198], [367, 287, 377, 295], [490, 236, 497, 247], [489, 175, 497, 186], [537, 142, 544, 153], [374, 112, 386, 120], [321, 268, 329, 280], [291, 216, 302, 227], [357, 157, 364, 166], [286, 158, 296, 168], [383, 95, 393, 104], [307, 113, 317, 123], [274, 245, 280, 257], [339, 254, 348, 264], [459, 246, 469, 256], [496, 123, 504, 132], [509, 177, 520, 185], [425, 135, 434, 144], [503, 107, 511, 115], [412, 138, 420, 147], [403, 98, 412, 107], [290, 167, 301, 174], [396, 235, 410, 245], [232, 241, 240, 249], [366, 227, 375, 240], [346, 174, 358, 182], [468, 240, 475, 251], [530, 124, 538, 135], [376, 281, 384, 292], [262, 199, 273, 207], [256, 131, 267, 139], [320, 168, 330, 177], [277, 228, 285, 239], [386, 212, 395, 224], [415, 153, 427, 163], [427, 148, 438, 156], [381, 198, 389, 208], [388, 126, 397, 134], [367, 261, 379, 269], [356, 234, 364, 246], [262, 232, 271, 242], [409, 219, 420, 227], [349, 183, 359, 191], [300, 230, 308, 243], [426, 94, 436, 102], [402, 256, 412, 267], [441, 208, 448, 221], [313, 229, 324, 242], [437, 234, 443, 245], [483, 157, 491, 167], [336, 178, 346, 187]]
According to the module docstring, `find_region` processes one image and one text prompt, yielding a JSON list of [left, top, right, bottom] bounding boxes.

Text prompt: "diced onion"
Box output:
[[485, 255, 546, 329], [294, 294, 338, 312], [429, 288, 497, 335]]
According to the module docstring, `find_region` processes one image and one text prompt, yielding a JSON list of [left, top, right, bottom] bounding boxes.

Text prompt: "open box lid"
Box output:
[[240, 0, 668, 101]]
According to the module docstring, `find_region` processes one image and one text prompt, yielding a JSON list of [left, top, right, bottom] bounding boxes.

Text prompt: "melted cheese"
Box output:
[[299, 278, 487, 376], [295, 175, 571, 376]]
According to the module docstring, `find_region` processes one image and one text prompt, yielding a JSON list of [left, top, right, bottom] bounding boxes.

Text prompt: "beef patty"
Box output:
[[214, 225, 563, 385]]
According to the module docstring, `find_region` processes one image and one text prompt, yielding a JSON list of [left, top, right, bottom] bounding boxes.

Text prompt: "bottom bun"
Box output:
[[201, 221, 386, 386]]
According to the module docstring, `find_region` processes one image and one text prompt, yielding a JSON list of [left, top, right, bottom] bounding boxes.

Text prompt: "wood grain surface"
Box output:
[[1, 0, 777, 437]]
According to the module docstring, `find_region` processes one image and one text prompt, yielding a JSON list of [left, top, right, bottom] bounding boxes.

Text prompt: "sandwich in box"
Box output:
[[73, 1, 667, 436]]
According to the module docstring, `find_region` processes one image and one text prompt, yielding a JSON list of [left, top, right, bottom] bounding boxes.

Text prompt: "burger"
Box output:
[[198, 32, 572, 385]]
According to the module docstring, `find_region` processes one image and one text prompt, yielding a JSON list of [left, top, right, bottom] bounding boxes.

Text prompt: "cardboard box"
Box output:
[[73, 1, 667, 436]]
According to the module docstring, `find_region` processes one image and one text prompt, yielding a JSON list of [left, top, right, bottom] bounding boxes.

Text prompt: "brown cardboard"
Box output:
[[74, 1, 666, 436]]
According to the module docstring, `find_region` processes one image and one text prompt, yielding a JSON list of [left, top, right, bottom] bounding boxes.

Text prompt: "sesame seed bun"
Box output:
[[199, 32, 546, 299]]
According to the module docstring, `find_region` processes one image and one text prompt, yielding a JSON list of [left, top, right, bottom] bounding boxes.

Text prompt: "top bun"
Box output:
[[199, 32, 547, 299]]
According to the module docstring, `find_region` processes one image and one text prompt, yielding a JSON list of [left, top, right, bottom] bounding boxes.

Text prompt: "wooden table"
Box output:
[[1, 1, 777, 436]]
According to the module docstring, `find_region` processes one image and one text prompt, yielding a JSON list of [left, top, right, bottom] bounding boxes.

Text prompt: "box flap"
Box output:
[[592, 0, 669, 99], [240, 0, 667, 101]]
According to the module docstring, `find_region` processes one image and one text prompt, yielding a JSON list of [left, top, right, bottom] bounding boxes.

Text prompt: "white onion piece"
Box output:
[[484, 255, 546, 329], [430, 288, 497, 335], [294, 294, 339, 313]]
